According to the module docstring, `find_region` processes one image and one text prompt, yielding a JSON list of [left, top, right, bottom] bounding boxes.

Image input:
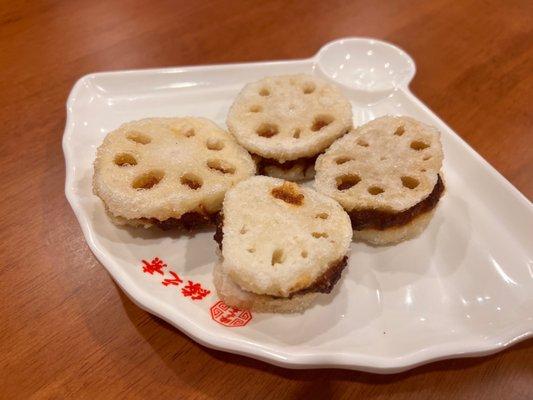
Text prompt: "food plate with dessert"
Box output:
[[63, 37, 533, 373]]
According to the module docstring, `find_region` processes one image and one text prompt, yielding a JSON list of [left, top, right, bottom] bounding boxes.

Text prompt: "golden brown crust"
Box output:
[[271, 182, 304, 206]]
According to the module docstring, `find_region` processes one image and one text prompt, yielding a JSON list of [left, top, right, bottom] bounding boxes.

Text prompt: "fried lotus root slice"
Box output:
[[218, 176, 352, 300], [93, 117, 256, 228], [226, 74, 353, 177], [314, 115, 444, 244]]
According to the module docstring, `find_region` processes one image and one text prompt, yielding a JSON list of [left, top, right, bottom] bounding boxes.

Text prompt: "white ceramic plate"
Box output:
[[63, 38, 533, 373]]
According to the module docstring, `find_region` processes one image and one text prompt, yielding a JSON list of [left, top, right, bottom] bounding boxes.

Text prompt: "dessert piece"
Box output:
[[93, 117, 255, 229], [227, 74, 353, 181], [214, 176, 352, 312], [315, 116, 445, 245]]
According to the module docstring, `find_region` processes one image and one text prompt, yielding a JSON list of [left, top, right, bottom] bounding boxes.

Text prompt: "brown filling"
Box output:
[[287, 256, 347, 298], [255, 154, 318, 176], [141, 210, 218, 230], [349, 174, 444, 231], [214, 213, 224, 250], [213, 214, 348, 298]]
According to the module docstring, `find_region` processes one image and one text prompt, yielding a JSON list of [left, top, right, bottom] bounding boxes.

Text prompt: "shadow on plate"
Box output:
[[89, 198, 219, 272], [348, 193, 471, 293], [112, 286, 532, 396]]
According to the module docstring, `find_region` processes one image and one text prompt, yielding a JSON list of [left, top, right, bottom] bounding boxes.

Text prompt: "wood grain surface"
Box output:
[[1, 0, 532, 398]]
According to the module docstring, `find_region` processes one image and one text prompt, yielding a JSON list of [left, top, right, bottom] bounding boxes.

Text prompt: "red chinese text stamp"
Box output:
[[140, 257, 211, 302], [162, 271, 183, 287], [142, 257, 166, 275], [181, 281, 211, 300]]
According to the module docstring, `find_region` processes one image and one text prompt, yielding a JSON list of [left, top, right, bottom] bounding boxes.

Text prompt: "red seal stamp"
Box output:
[[210, 301, 252, 327]]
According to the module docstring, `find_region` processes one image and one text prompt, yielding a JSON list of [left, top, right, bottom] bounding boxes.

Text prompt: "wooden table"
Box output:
[[1, 0, 531, 398]]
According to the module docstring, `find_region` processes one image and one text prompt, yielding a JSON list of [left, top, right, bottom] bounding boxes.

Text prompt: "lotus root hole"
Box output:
[[259, 88, 270, 96], [401, 176, 420, 189], [170, 127, 194, 138], [206, 138, 224, 151], [421, 168, 427, 172], [271, 249, 285, 266], [311, 115, 334, 131], [127, 131, 151, 144], [250, 105, 262, 113], [114, 153, 137, 167], [336, 174, 361, 191], [357, 139, 369, 147], [312, 232, 329, 239], [335, 156, 352, 165], [302, 82, 316, 94], [132, 170, 164, 190], [271, 182, 304, 206], [256, 123, 279, 138], [411, 140, 429, 150], [394, 126, 405, 136], [247, 248, 255, 253], [207, 159, 236, 175], [292, 128, 301, 138], [240, 226, 248, 234], [316, 212, 329, 219], [301, 250, 308, 258], [368, 186, 384, 195], [180, 173, 203, 190]]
